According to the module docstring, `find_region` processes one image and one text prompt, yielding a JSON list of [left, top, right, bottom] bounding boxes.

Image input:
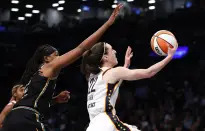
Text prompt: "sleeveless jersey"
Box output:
[[87, 68, 120, 120], [15, 72, 57, 116]]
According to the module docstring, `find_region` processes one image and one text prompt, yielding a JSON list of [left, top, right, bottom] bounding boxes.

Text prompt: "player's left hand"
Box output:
[[124, 46, 133, 68], [55, 91, 70, 104]]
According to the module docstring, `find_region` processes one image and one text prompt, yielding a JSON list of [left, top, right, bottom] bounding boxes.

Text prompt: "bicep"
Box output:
[[51, 46, 84, 69], [113, 67, 151, 81]]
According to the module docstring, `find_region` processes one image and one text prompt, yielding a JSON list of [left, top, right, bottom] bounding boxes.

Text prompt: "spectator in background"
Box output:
[[0, 84, 24, 128]]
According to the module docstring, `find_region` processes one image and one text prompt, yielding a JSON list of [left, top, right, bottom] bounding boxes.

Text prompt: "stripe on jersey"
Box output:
[[105, 82, 131, 131], [35, 113, 46, 131], [34, 79, 50, 108]]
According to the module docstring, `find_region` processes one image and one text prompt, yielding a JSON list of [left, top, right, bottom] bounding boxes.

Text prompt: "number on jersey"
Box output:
[[88, 76, 98, 94]]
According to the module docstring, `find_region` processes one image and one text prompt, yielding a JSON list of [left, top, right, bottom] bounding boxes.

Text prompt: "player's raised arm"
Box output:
[[111, 46, 177, 82], [50, 4, 123, 70]]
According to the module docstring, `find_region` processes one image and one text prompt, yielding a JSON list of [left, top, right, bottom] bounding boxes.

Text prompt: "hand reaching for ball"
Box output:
[[167, 41, 178, 57]]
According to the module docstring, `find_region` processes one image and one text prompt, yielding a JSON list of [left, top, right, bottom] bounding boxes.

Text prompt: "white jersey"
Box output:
[[86, 68, 140, 131], [87, 68, 120, 120]]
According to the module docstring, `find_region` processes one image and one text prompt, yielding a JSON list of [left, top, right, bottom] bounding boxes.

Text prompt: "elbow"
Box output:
[[145, 70, 156, 78], [145, 73, 152, 79], [147, 72, 155, 78]]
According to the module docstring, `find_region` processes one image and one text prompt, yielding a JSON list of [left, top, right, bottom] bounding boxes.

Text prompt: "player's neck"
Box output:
[[101, 66, 110, 70], [101, 66, 112, 70], [101, 63, 114, 69]]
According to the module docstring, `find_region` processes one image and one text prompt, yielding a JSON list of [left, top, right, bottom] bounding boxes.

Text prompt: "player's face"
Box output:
[[46, 51, 59, 63], [105, 44, 118, 66], [16, 87, 24, 101]]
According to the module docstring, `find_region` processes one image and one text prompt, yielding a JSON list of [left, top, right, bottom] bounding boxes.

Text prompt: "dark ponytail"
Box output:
[[20, 44, 57, 85], [81, 42, 107, 79]]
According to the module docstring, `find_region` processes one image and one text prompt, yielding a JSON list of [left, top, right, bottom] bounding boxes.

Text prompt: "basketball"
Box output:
[[151, 30, 178, 56]]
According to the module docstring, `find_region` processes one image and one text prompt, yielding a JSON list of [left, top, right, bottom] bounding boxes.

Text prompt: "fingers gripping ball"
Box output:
[[151, 30, 178, 56]]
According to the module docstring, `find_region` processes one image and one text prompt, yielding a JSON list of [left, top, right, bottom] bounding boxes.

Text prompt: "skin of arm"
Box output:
[[113, 55, 173, 81], [50, 4, 123, 70], [104, 44, 178, 83], [51, 91, 70, 105], [118, 46, 133, 85], [0, 101, 16, 128], [123, 46, 133, 68]]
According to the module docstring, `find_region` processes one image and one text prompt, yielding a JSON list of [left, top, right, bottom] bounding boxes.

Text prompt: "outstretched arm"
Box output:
[[110, 45, 178, 82], [51, 4, 123, 70]]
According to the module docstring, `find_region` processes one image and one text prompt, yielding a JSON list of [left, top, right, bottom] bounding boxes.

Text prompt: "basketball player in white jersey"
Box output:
[[81, 42, 178, 131]]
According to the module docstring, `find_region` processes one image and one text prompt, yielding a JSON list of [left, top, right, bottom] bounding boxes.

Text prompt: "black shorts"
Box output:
[[1, 107, 46, 131]]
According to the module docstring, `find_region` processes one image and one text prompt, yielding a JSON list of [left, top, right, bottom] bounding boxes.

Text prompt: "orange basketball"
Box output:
[[151, 30, 177, 56]]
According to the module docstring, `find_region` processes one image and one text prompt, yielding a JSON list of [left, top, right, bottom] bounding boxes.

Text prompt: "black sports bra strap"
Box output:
[[102, 68, 112, 76]]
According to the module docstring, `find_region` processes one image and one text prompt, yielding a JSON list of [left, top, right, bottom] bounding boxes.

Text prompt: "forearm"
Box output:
[[0, 113, 6, 126], [78, 21, 110, 50], [0, 103, 14, 125], [52, 21, 111, 69], [78, 3, 122, 50], [0, 115, 5, 128], [147, 55, 172, 76]]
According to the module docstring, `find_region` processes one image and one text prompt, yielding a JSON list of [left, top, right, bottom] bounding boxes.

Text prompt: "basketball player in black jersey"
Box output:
[[0, 4, 123, 131]]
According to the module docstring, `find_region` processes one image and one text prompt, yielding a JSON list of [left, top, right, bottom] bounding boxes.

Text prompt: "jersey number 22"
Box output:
[[88, 77, 98, 94]]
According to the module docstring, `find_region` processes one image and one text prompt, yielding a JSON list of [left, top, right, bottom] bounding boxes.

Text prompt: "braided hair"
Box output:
[[20, 44, 57, 85]]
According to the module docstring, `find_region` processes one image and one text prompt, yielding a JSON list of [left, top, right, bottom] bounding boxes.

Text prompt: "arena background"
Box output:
[[0, 0, 205, 130]]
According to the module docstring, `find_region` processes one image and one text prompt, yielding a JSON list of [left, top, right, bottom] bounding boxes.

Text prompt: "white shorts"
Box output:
[[86, 113, 140, 131]]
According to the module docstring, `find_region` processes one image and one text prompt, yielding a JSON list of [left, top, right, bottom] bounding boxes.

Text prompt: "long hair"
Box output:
[[81, 42, 107, 79], [20, 44, 57, 85]]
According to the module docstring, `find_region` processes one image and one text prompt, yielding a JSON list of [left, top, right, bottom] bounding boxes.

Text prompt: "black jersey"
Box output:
[[1, 72, 57, 131], [15, 72, 57, 116]]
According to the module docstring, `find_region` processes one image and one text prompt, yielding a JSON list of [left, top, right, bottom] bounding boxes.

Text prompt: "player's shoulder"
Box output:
[[110, 66, 127, 73], [102, 66, 126, 77]]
